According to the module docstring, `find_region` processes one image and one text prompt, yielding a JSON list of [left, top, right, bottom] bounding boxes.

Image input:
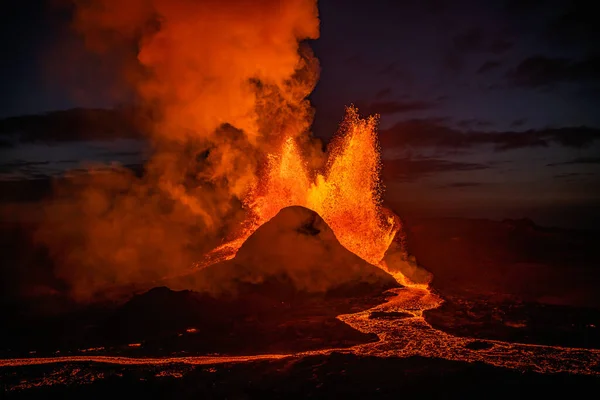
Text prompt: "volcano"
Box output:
[[168, 206, 400, 295]]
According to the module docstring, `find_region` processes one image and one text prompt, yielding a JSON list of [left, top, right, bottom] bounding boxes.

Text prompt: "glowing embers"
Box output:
[[200, 106, 400, 273]]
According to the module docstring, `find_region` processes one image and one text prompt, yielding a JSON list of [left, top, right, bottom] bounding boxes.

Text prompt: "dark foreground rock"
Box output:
[[3, 353, 599, 399], [424, 294, 600, 349], [402, 217, 600, 349], [94, 284, 387, 356]]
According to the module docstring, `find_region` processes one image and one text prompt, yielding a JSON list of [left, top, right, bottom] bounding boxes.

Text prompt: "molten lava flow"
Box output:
[[201, 106, 402, 280]]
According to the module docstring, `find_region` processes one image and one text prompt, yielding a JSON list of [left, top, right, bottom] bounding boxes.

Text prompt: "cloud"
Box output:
[[378, 119, 528, 150], [379, 118, 600, 151], [96, 150, 146, 158], [511, 118, 527, 128], [445, 28, 513, 72], [374, 88, 392, 99], [0, 160, 50, 169], [0, 161, 52, 178], [378, 62, 409, 79], [549, 127, 600, 148], [357, 100, 434, 116], [456, 119, 493, 129], [452, 28, 513, 55], [507, 55, 600, 87], [547, 156, 600, 167], [477, 60, 502, 74], [0, 108, 146, 144], [554, 172, 594, 180], [440, 181, 484, 188], [382, 157, 489, 182]]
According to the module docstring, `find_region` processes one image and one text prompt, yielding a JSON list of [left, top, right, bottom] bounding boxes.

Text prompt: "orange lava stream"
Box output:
[[3, 287, 600, 381], [337, 287, 600, 375]]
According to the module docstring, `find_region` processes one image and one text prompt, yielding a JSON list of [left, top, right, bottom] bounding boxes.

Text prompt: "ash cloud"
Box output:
[[36, 0, 324, 302]]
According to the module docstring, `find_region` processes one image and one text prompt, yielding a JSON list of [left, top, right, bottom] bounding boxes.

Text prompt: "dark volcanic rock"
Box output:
[[6, 353, 600, 398], [465, 340, 495, 350], [425, 294, 600, 349], [97, 284, 385, 356], [403, 217, 600, 306], [402, 217, 600, 349]]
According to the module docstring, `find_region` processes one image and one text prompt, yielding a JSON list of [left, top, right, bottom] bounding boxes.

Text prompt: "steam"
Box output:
[[37, 0, 322, 301]]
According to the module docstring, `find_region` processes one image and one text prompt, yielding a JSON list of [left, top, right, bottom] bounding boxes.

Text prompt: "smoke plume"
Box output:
[[37, 0, 322, 301]]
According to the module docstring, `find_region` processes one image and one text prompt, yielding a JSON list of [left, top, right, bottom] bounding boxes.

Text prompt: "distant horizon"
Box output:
[[2, 105, 599, 231]]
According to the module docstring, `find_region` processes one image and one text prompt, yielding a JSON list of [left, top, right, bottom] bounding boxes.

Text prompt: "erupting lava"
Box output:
[[3, 3, 600, 390], [201, 106, 407, 283]]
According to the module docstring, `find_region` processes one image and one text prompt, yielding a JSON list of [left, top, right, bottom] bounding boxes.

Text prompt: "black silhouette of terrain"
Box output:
[[401, 217, 600, 349]]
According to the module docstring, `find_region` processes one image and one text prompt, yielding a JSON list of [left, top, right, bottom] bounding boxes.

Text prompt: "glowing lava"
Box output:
[[200, 106, 402, 280]]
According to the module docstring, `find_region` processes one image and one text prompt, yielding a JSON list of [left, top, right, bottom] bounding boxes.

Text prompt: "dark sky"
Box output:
[[1, 1, 67, 117], [1, 0, 599, 228]]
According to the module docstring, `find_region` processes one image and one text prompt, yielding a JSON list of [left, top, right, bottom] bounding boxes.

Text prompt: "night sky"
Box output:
[[1, 0, 599, 228]]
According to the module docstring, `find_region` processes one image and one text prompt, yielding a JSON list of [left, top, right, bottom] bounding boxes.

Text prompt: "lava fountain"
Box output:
[[199, 106, 421, 287]]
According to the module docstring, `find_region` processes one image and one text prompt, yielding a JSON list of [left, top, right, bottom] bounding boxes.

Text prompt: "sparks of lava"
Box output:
[[198, 106, 419, 286]]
